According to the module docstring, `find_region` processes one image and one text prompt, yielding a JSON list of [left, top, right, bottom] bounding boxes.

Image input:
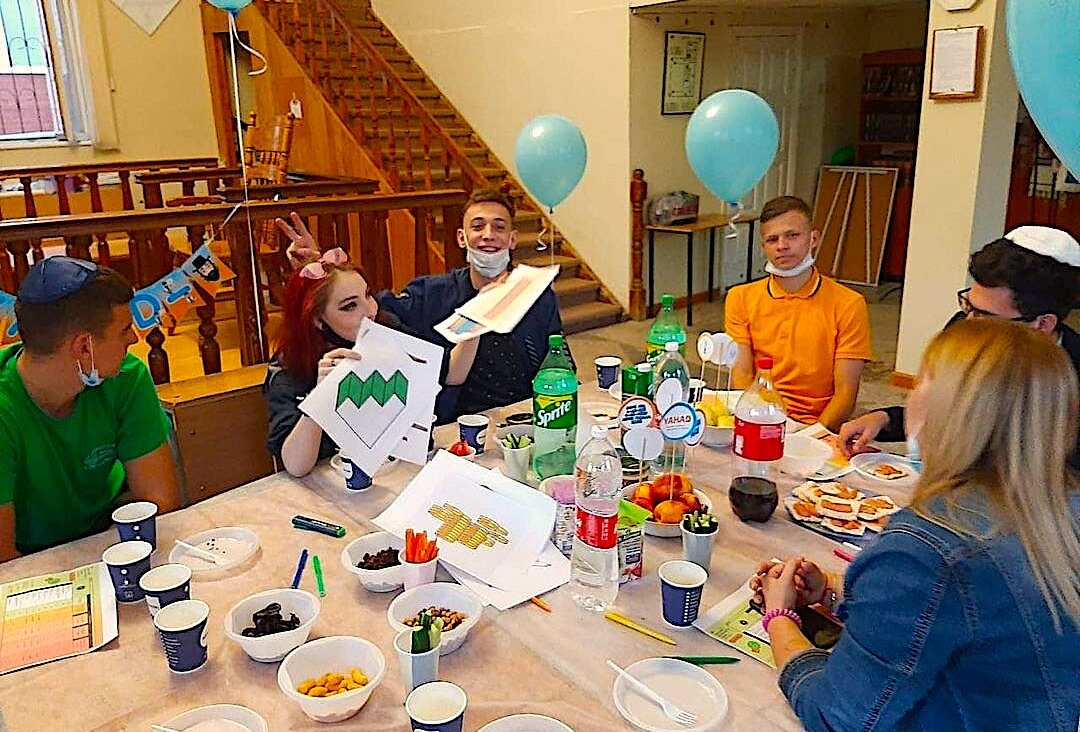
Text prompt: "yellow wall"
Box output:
[[894, 0, 1017, 375], [371, 0, 632, 308], [0, 0, 217, 168]]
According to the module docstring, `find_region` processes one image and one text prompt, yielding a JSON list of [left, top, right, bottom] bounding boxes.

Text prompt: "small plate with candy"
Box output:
[[224, 588, 320, 662]]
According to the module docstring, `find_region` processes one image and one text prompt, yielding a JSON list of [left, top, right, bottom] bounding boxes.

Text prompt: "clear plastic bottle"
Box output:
[[570, 425, 621, 611], [650, 341, 690, 474], [732, 356, 787, 479], [646, 294, 687, 361], [532, 334, 579, 480]]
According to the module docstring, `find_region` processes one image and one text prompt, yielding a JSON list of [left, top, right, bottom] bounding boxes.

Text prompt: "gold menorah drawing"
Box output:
[[428, 503, 510, 550]]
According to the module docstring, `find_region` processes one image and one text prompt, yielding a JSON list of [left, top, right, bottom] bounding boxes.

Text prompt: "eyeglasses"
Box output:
[[956, 288, 1038, 322]]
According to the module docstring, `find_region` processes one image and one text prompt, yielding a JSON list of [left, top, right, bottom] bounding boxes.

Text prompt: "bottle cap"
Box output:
[[548, 334, 564, 347], [591, 424, 609, 439], [665, 341, 679, 352], [661, 294, 675, 308], [756, 356, 774, 370]]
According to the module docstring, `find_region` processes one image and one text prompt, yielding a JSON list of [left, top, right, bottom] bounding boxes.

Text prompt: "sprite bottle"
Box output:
[[532, 334, 579, 480], [646, 294, 687, 361]]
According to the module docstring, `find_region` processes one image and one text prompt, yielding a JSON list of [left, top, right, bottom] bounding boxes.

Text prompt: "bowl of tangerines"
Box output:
[[621, 473, 711, 537]]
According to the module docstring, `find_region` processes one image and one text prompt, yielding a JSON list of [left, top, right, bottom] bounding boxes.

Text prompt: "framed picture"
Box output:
[[928, 26, 984, 100], [662, 31, 705, 115]]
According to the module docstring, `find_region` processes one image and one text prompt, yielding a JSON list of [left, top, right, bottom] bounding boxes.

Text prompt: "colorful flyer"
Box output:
[[0, 563, 118, 675], [693, 580, 776, 668]]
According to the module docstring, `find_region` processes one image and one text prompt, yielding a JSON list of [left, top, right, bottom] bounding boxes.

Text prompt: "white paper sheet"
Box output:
[[434, 265, 559, 343], [109, 0, 181, 34], [446, 543, 570, 610], [373, 452, 556, 589], [299, 320, 442, 475]]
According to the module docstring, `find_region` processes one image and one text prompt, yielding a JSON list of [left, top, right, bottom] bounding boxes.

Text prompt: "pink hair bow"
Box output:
[[299, 247, 349, 279]]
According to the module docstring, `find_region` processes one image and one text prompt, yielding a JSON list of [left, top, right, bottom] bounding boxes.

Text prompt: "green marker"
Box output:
[[312, 554, 326, 597]]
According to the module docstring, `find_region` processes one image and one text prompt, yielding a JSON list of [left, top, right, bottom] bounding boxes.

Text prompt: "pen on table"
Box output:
[[833, 547, 855, 563], [292, 515, 347, 538], [664, 656, 741, 665], [529, 596, 552, 612], [842, 541, 862, 553], [312, 554, 326, 597], [291, 549, 309, 589], [604, 611, 677, 646]]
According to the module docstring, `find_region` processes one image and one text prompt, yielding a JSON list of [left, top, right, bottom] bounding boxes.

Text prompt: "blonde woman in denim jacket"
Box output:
[[756, 319, 1079, 731]]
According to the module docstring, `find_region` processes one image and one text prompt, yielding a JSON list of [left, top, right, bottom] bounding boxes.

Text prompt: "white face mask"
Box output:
[[76, 339, 103, 388], [467, 247, 510, 278], [906, 434, 923, 472], [765, 251, 816, 278]]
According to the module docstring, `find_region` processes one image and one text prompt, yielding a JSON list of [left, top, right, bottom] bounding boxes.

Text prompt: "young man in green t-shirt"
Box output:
[[0, 257, 181, 561]]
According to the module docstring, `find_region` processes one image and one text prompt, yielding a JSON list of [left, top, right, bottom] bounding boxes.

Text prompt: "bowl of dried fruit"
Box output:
[[341, 531, 404, 592], [224, 588, 320, 663], [386, 582, 482, 656], [277, 635, 386, 723]]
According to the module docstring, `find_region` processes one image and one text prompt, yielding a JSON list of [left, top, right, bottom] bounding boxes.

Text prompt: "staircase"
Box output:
[[253, 0, 624, 334]]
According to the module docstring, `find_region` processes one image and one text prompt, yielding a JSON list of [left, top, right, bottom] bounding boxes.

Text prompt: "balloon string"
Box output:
[[228, 12, 265, 356], [535, 226, 548, 252], [231, 17, 269, 76], [726, 200, 744, 239]]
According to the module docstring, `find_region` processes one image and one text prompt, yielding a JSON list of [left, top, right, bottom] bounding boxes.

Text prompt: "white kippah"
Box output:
[[1004, 226, 1080, 267]]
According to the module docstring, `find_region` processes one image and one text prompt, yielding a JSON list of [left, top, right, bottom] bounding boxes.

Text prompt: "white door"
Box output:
[[730, 27, 803, 214]]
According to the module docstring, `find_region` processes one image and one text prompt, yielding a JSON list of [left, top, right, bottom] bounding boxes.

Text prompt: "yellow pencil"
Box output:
[[604, 611, 677, 646], [529, 596, 552, 612]]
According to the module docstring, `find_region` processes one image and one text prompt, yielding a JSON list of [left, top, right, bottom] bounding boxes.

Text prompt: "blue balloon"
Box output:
[[514, 115, 587, 210], [1007, 1, 1080, 176], [208, 0, 252, 14], [684, 90, 779, 204]]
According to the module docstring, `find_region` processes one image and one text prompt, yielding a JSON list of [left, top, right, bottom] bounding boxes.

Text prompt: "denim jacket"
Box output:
[[779, 490, 1080, 732]]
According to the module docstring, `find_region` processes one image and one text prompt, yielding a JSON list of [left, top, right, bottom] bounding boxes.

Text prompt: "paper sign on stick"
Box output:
[[623, 426, 663, 462]]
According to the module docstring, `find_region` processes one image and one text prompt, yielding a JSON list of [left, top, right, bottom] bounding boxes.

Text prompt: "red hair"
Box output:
[[273, 262, 370, 385]]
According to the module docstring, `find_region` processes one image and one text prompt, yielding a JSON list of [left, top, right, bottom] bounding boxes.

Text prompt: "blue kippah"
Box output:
[[17, 256, 100, 304]]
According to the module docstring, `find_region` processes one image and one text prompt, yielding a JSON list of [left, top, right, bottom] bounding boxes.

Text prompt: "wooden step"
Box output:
[[515, 252, 580, 278], [553, 276, 599, 308], [560, 301, 623, 334], [346, 98, 456, 117]]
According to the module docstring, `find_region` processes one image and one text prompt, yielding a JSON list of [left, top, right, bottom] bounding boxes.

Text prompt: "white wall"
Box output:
[[371, 0, 632, 308]]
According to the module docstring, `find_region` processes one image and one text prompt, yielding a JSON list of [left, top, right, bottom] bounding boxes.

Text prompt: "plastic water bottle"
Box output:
[[732, 356, 786, 479], [650, 341, 690, 474], [532, 334, 579, 480], [570, 425, 621, 611], [646, 294, 687, 361]]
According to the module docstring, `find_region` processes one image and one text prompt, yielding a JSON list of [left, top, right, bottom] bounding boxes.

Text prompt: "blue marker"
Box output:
[[291, 548, 309, 589]]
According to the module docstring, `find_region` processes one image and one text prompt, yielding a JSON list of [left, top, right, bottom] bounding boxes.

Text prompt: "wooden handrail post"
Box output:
[[629, 168, 647, 321], [441, 203, 464, 271], [145, 326, 171, 384], [193, 281, 222, 376], [225, 221, 269, 366]]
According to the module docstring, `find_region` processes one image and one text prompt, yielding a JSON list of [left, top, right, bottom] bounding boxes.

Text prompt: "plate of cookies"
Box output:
[[850, 453, 920, 486], [784, 481, 903, 544]]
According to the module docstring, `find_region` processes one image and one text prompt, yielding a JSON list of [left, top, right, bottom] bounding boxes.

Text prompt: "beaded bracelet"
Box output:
[[762, 607, 802, 633]]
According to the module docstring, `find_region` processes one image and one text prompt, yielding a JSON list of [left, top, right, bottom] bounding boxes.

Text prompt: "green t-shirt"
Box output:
[[0, 344, 171, 553]]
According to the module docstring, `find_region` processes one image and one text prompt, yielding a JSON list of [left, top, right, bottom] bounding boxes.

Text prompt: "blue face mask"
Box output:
[[76, 339, 103, 388], [906, 434, 923, 472]]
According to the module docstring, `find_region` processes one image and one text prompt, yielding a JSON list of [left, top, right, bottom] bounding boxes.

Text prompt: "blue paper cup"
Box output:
[[111, 501, 158, 550], [153, 599, 210, 674], [341, 455, 372, 491], [138, 563, 192, 616], [406, 681, 467, 732], [101, 540, 154, 603], [658, 560, 708, 627], [594, 356, 622, 389], [457, 415, 490, 455]]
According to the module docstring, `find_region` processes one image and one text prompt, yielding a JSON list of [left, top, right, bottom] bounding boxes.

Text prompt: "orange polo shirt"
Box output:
[[724, 269, 872, 424]]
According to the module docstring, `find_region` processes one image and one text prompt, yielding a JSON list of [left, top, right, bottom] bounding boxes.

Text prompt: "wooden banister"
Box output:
[[0, 157, 219, 181], [629, 169, 648, 321]]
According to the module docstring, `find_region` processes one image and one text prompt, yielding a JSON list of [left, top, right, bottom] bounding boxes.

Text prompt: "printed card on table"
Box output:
[[693, 580, 776, 668]]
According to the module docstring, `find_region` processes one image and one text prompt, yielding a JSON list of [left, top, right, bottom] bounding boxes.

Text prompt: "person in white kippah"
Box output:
[[840, 225, 1080, 468]]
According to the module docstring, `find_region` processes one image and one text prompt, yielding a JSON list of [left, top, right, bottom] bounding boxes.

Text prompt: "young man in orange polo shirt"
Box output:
[[724, 196, 872, 430]]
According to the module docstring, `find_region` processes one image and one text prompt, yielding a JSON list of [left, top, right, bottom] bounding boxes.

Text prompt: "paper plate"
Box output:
[[162, 704, 269, 732], [581, 401, 619, 428], [850, 453, 920, 487], [477, 714, 574, 732], [608, 382, 622, 401], [168, 527, 260, 577], [612, 658, 729, 732]]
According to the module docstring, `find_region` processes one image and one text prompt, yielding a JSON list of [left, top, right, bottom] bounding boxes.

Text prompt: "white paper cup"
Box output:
[[402, 556, 438, 590], [395, 629, 441, 693]]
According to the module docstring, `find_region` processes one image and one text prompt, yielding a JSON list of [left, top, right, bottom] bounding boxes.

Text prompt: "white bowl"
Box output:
[[386, 582, 483, 656], [622, 482, 713, 538], [495, 423, 535, 443], [341, 531, 404, 592], [277, 636, 386, 723], [168, 526, 260, 579], [779, 433, 832, 478], [478, 715, 575, 732], [162, 704, 269, 732], [224, 588, 320, 662]]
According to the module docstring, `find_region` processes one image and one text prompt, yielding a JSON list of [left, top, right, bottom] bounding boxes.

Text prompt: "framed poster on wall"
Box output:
[[662, 31, 705, 115]]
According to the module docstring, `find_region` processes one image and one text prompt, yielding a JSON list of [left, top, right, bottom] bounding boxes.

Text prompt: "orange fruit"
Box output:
[[680, 493, 701, 512], [630, 496, 655, 513], [653, 499, 688, 524], [632, 483, 654, 502]]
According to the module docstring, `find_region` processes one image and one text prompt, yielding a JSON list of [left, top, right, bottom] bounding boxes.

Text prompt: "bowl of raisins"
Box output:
[[341, 531, 404, 592]]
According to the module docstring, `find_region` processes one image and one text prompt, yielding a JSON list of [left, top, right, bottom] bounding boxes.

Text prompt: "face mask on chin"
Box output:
[[467, 247, 510, 279], [319, 321, 355, 349], [765, 251, 816, 278], [76, 338, 103, 388]]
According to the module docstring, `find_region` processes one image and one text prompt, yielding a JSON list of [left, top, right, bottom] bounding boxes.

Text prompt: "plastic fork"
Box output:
[[607, 659, 698, 726]]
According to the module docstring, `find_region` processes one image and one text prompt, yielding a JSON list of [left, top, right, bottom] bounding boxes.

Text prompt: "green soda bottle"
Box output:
[[646, 294, 687, 361], [532, 335, 579, 480]]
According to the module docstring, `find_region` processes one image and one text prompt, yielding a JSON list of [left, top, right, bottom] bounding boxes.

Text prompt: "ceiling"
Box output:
[[631, 0, 926, 11]]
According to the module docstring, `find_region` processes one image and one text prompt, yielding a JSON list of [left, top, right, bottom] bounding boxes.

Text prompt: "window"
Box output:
[[0, 0, 89, 143]]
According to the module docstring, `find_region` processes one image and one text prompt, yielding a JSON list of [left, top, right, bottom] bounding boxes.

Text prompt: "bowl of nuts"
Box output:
[[386, 582, 482, 656], [341, 531, 404, 593], [224, 588, 320, 662], [277, 635, 386, 723]]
